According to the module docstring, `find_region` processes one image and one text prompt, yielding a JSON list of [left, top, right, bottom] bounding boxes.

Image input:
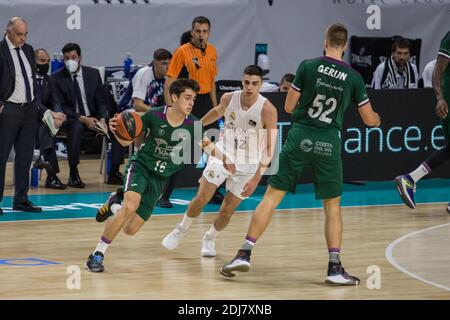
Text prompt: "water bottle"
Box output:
[[30, 167, 39, 187], [51, 53, 60, 73], [218, 118, 225, 130], [106, 143, 112, 175], [123, 52, 133, 79], [58, 53, 65, 70]]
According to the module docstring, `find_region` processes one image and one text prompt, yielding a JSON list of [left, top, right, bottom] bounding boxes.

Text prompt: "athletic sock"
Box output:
[[93, 236, 111, 255], [179, 213, 194, 231], [205, 224, 218, 239], [241, 235, 256, 251], [111, 204, 122, 215], [328, 248, 341, 264], [409, 162, 430, 182]]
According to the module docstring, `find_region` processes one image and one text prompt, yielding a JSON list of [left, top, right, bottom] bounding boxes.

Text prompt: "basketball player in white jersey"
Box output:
[[162, 65, 278, 256]]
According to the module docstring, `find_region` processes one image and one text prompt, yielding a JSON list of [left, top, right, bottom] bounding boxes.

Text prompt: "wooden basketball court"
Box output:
[[1, 160, 450, 299]]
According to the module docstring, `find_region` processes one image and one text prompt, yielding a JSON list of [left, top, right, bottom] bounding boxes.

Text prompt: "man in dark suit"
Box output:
[[51, 43, 107, 188], [34, 48, 67, 189], [0, 17, 42, 214]]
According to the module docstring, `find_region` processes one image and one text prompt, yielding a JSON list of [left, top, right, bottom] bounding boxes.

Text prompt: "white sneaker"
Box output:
[[162, 224, 187, 250], [201, 233, 216, 257]]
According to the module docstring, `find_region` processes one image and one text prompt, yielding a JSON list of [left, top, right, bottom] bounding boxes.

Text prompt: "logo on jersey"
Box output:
[[300, 139, 313, 152], [248, 120, 257, 127], [154, 138, 173, 157], [158, 126, 166, 136], [192, 57, 201, 69], [230, 112, 236, 120]]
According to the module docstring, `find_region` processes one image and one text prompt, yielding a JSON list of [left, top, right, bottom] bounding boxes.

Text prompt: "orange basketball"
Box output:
[[114, 110, 143, 141]]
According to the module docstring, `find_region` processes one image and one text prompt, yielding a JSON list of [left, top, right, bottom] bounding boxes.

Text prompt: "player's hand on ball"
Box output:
[[436, 99, 449, 118], [109, 113, 119, 132]]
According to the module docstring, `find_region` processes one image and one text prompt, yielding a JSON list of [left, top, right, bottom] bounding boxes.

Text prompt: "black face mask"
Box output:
[[36, 63, 50, 76]]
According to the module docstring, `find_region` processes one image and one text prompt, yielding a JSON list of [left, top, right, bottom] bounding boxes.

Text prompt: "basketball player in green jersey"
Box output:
[[396, 31, 450, 212], [86, 79, 235, 272], [220, 23, 380, 285]]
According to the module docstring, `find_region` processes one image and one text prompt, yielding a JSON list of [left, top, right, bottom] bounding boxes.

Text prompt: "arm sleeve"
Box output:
[[353, 74, 370, 107], [140, 109, 154, 133], [438, 32, 450, 60], [166, 47, 185, 79], [291, 61, 305, 92], [371, 63, 383, 89], [131, 68, 150, 101]]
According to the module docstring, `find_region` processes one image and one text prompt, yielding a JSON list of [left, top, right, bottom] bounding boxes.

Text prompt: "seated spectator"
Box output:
[[422, 59, 436, 88], [371, 37, 419, 89], [33, 48, 67, 189], [51, 43, 108, 188], [278, 73, 295, 92], [260, 73, 295, 92], [132, 48, 172, 112]]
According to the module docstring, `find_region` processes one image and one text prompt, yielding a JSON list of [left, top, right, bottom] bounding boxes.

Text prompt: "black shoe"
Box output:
[[45, 175, 67, 190], [107, 172, 124, 185], [68, 172, 85, 188], [33, 155, 52, 172], [13, 200, 42, 212], [209, 189, 224, 205], [96, 191, 121, 222], [0, 207, 3, 215], [85, 252, 105, 272], [325, 261, 360, 286], [219, 249, 251, 277], [158, 197, 173, 208]]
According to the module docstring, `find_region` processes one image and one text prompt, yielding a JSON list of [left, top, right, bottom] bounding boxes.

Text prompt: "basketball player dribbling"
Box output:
[[85, 79, 235, 272]]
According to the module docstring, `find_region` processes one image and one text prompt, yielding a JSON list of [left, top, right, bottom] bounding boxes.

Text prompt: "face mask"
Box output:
[[65, 59, 79, 73], [36, 63, 49, 76]]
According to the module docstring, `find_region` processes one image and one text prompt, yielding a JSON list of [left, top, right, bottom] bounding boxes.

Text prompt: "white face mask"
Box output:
[[65, 59, 79, 73]]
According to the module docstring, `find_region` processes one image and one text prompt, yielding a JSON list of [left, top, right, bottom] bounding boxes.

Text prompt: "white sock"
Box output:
[[111, 204, 122, 215], [93, 236, 111, 255], [205, 224, 218, 239], [409, 162, 430, 182], [178, 213, 194, 231]]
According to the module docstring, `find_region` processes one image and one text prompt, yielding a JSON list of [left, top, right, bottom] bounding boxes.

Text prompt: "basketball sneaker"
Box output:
[[96, 191, 121, 222], [447, 202, 450, 214], [85, 252, 105, 273], [201, 233, 216, 257], [395, 174, 416, 209], [325, 261, 360, 286], [162, 223, 188, 250], [219, 249, 251, 277]]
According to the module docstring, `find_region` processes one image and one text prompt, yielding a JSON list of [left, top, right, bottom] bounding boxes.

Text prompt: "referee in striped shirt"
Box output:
[[164, 16, 223, 204]]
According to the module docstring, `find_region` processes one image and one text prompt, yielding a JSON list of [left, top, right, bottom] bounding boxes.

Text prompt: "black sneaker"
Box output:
[[158, 197, 173, 208], [85, 252, 105, 273], [219, 249, 251, 277], [325, 261, 360, 286], [96, 192, 121, 222]]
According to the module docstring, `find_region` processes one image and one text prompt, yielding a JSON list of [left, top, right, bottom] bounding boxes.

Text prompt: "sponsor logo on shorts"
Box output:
[[300, 139, 313, 152], [208, 171, 215, 179]]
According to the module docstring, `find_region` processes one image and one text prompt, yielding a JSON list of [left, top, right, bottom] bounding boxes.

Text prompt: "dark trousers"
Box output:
[[65, 117, 123, 175], [65, 118, 85, 172], [0, 101, 38, 203], [193, 93, 218, 132], [37, 123, 60, 176]]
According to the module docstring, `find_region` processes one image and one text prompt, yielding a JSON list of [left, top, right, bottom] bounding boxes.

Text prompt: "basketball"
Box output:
[[114, 110, 143, 141]]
